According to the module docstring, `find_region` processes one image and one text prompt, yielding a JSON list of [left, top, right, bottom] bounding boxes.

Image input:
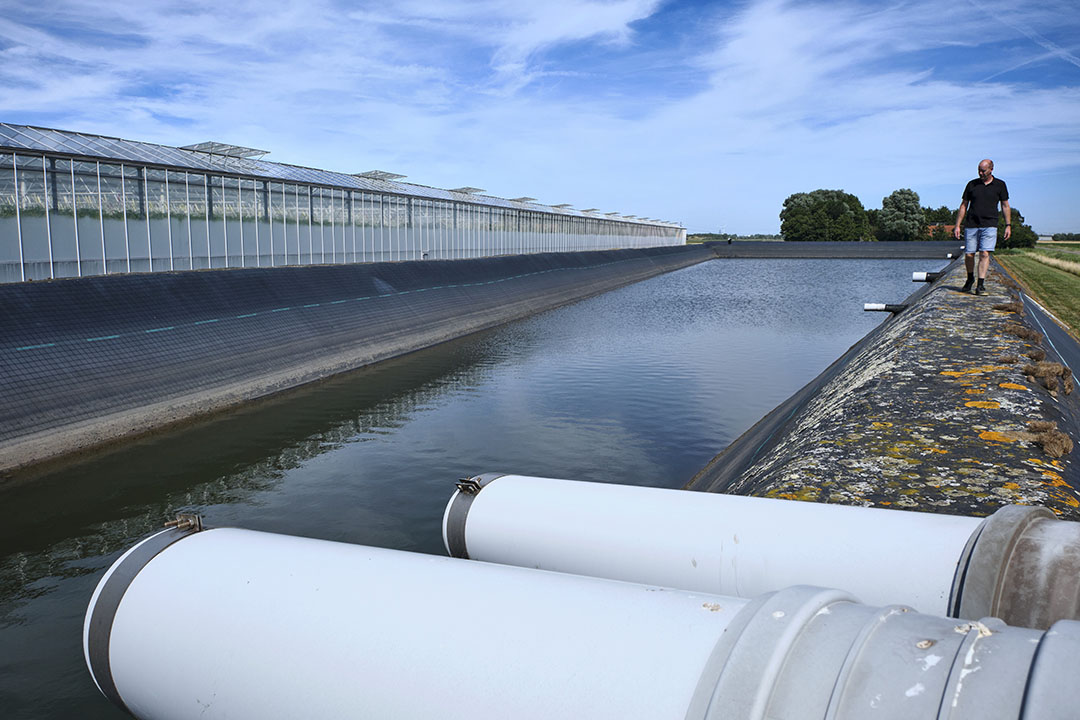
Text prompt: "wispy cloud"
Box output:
[[1, 0, 1078, 232]]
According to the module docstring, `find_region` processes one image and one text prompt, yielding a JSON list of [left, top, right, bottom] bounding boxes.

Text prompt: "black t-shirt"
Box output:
[[962, 177, 1009, 228]]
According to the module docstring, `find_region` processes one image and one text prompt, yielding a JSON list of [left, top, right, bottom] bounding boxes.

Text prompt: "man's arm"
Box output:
[[1002, 200, 1012, 241], [954, 202, 967, 240]]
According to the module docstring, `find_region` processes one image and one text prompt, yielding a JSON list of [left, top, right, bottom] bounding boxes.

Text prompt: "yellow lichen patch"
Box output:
[[1043, 472, 1069, 487], [999, 383, 1028, 390], [927, 448, 948, 454], [1065, 496, 1080, 508], [1003, 482, 1021, 490], [965, 389, 985, 395], [871, 422, 893, 428], [941, 365, 1010, 377], [966, 400, 1001, 409], [980, 430, 1016, 443]]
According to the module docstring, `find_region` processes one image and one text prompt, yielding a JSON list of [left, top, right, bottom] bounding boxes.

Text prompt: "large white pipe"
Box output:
[[86, 526, 748, 720], [443, 475, 1080, 628], [86, 523, 1079, 720]]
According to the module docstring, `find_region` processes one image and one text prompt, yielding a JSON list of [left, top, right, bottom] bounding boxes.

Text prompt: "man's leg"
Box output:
[[975, 228, 997, 295], [963, 229, 979, 292]]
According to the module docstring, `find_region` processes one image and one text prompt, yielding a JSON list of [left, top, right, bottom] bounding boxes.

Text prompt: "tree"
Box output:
[[998, 207, 1037, 249], [878, 188, 926, 241], [866, 208, 880, 239], [780, 189, 872, 242], [923, 205, 954, 224], [928, 225, 952, 241]]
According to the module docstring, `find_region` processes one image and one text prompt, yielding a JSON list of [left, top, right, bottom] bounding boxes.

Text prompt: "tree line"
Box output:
[[779, 188, 1037, 248]]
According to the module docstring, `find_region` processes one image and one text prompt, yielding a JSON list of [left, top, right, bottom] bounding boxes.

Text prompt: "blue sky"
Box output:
[[2, 0, 1078, 233]]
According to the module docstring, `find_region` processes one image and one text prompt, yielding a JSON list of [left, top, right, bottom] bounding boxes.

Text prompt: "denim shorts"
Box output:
[[965, 227, 997, 253]]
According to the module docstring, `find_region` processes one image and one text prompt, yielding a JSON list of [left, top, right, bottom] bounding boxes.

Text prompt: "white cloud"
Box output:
[[1, 0, 1078, 232]]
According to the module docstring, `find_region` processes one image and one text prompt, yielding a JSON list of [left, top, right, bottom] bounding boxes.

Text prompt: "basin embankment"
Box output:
[[688, 258, 1080, 519], [703, 240, 960, 259], [0, 245, 713, 474]]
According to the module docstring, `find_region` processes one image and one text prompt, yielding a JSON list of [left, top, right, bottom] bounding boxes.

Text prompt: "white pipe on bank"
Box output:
[[443, 474, 979, 614], [85, 524, 1080, 720], [86, 527, 747, 720], [443, 475, 1080, 628]]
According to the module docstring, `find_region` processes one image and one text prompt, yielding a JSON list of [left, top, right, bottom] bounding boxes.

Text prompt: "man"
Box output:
[[954, 159, 1011, 295]]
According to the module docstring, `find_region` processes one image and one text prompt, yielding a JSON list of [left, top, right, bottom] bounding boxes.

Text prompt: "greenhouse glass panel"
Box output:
[[144, 169, 170, 271], [0, 153, 18, 282], [42, 157, 75, 278], [72, 161, 104, 276], [256, 180, 272, 266], [166, 170, 190, 270], [99, 163, 128, 273], [298, 187, 313, 265], [188, 173, 210, 269], [123, 165, 151, 272], [284, 184, 300, 264], [270, 182, 285, 266], [239, 178, 257, 267], [207, 176, 226, 268], [223, 177, 242, 268]]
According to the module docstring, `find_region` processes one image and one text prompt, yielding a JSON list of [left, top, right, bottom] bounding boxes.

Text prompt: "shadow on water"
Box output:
[[1, 330, 504, 581]]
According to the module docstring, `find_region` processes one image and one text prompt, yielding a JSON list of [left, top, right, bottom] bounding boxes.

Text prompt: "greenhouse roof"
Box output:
[[0, 123, 678, 226]]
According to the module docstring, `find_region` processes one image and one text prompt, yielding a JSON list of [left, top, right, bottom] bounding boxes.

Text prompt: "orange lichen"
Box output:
[[941, 365, 1010, 377], [1043, 471, 1069, 487], [966, 401, 1001, 409], [871, 421, 893, 428], [980, 431, 1015, 443], [965, 389, 985, 395], [999, 383, 1028, 390]]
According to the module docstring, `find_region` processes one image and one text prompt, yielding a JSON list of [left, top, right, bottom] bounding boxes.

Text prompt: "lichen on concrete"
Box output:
[[724, 263, 1080, 519]]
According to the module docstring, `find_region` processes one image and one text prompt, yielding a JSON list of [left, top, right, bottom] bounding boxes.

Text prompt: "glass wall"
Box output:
[[0, 150, 684, 283]]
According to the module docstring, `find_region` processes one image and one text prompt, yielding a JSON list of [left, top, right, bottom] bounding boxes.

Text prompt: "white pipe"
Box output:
[[444, 475, 981, 614], [85, 525, 1080, 720], [86, 527, 747, 720], [444, 476, 1080, 628], [863, 302, 907, 312]]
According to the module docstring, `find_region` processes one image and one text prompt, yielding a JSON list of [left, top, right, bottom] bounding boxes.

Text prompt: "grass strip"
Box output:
[[1036, 242, 1080, 250], [998, 254, 1080, 337], [1024, 252, 1080, 277], [1029, 247, 1080, 262]]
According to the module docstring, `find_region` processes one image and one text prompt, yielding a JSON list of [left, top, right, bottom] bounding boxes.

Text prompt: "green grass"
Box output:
[[1028, 247, 1080, 262], [998, 253, 1080, 337]]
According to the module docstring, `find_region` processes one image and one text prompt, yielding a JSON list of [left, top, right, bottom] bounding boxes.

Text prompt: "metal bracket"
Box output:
[[164, 513, 204, 532], [456, 477, 483, 495]]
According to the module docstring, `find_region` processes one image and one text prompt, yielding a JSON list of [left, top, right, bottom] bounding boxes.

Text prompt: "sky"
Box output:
[[1, 0, 1078, 234]]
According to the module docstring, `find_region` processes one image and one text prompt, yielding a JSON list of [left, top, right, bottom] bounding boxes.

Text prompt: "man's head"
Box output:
[[978, 159, 994, 181]]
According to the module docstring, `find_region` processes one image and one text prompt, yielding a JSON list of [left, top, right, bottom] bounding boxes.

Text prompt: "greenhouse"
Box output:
[[0, 123, 685, 283]]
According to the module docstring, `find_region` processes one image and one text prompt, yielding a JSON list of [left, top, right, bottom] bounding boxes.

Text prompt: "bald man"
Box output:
[[954, 159, 1011, 295]]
